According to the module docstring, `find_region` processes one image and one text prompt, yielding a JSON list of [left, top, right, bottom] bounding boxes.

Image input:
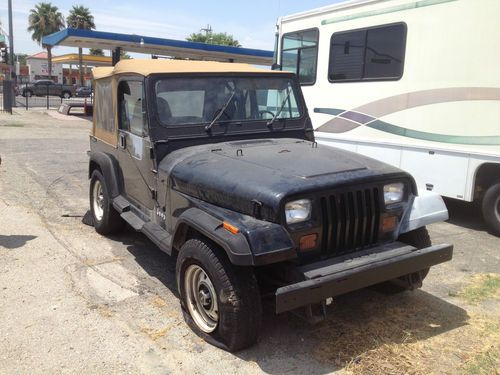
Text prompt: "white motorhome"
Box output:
[[275, 0, 500, 235]]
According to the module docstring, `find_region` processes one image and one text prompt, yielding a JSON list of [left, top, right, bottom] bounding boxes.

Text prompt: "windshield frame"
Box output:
[[146, 72, 307, 140]]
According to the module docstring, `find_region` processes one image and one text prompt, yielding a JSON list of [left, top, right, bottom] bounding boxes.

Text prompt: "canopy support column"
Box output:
[[112, 47, 121, 66]]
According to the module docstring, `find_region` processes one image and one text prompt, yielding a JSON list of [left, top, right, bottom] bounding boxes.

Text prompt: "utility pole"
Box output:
[[8, 0, 14, 79], [200, 24, 212, 44], [7, 0, 16, 109]]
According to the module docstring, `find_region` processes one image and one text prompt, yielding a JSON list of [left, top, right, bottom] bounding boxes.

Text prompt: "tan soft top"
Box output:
[[92, 59, 282, 80]]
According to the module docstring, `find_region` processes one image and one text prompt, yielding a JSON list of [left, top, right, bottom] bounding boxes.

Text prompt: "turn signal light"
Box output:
[[381, 215, 397, 232], [299, 233, 318, 251], [223, 221, 240, 235]]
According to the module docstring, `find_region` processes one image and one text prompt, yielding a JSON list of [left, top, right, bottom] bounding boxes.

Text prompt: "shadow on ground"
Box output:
[[0, 234, 37, 249], [443, 197, 489, 232], [111, 230, 178, 296], [235, 287, 468, 374], [113, 229, 469, 374]]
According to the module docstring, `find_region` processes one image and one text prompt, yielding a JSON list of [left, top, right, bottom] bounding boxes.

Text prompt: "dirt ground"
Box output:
[[0, 110, 498, 374]]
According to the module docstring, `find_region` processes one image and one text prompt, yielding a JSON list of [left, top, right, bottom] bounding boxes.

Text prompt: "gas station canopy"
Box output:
[[52, 53, 112, 66], [42, 28, 274, 66]]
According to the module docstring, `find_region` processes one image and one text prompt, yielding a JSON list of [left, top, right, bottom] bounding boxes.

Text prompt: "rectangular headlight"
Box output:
[[285, 199, 312, 224], [384, 183, 405, 205]]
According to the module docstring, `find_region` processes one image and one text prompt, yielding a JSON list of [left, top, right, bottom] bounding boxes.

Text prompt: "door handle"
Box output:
[[119, 133, 126, 149]]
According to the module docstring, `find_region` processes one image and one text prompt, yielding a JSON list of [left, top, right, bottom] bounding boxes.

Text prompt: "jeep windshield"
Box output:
[[154, 76, 303, 128]]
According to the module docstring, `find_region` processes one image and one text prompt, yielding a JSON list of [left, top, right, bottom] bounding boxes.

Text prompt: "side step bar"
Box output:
[[114, 197, 172, 255]]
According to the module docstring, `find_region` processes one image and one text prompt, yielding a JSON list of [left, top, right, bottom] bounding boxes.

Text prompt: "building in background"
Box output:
[[26, 52, 63, 83], [22, 51, 112, 85]]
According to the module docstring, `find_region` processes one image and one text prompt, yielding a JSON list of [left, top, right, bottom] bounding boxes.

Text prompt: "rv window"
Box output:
[[281, 29, 318, 85], [329, 23, 406, 82]]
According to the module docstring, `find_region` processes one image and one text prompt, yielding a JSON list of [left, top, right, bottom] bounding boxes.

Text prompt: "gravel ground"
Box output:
[[0, 110, 498, 374]]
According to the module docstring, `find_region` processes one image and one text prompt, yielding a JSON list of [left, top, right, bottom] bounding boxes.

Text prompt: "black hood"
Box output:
[[159, 138, 412, 222]]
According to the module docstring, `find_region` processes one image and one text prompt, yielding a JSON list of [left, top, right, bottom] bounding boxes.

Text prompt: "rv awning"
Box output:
[[42, 29, 274, 65]]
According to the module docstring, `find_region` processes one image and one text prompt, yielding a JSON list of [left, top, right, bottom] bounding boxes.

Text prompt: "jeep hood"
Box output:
[[158, 138, 412, 222]]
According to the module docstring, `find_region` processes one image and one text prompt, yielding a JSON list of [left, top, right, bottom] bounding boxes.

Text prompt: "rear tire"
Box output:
[[482, 182, 500, 236], [176, 238, 262, 352], [89, 170, 124, 235]]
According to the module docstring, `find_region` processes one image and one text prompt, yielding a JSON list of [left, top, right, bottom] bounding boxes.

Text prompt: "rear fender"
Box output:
[[88, 152, 122, 198]]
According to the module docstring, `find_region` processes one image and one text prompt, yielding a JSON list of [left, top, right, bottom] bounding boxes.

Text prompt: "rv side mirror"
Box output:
[[271, 63, 282, 71]]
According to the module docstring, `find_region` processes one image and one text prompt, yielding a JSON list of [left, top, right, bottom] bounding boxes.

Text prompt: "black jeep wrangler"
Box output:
[[88, 60, 453, 351]]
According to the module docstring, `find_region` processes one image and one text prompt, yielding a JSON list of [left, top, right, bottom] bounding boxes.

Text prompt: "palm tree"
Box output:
[[89, 48, 104, 56], [67, 5, 95, 86], [27, 2, 65, 80]]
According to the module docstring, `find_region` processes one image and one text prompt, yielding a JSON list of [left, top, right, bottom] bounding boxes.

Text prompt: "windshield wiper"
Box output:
[[205, 90, 236, 132], [266, 86, 292, 128]]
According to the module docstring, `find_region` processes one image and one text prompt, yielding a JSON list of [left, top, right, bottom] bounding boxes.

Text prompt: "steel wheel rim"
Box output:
[[92, 180, 104, 222], [184, 264, 218, 333]]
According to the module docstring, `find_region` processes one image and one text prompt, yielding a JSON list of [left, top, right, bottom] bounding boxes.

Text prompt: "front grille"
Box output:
[[320, 187, 380, 256]]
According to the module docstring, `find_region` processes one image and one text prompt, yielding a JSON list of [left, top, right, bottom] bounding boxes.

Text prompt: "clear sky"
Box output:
[[0, 0, 343, 56]]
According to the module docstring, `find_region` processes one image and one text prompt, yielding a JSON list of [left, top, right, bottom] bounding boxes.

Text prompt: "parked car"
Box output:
[[75, 86, 92, 97], [88, 59, 453, 351], [21, 80, 75, 99]]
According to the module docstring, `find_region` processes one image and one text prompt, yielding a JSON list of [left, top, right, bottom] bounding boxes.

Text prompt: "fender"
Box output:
[[88, 152, 122, 198], [400, 190, 449, 234], [173, 206, 296, 266]]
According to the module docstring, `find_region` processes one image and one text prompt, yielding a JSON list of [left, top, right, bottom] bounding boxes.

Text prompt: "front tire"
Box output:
[[176, 238, 262, 352], [89, 170, 124, 235], [379, 227, 431, 292], [482, 182, 500, 236], [62, 91, 71, 99]]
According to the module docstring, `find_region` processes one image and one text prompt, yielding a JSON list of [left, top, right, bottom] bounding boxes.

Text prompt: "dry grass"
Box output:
[[462, 346, 499, 375], [311, 288, 499, 375], [97, 306, 114, 318], [151, 296, 168, 309], [457, 274, 500, 305], [141, 325, 173, 341]]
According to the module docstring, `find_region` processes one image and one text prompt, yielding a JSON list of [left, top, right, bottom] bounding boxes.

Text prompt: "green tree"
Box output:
[[89, 48, 104, 56], [67, 5, 95, 86], [15, 53, 28, 66], [27, 2, 65, 79], [187, 31, 241, 47], [120, 50, 131, 60]]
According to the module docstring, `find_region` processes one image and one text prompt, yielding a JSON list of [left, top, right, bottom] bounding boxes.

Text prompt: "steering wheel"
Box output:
[[258, 110, 275, 119]]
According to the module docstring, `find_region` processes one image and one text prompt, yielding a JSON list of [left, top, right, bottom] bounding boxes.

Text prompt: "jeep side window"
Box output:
[[118, 80, 147, 136]]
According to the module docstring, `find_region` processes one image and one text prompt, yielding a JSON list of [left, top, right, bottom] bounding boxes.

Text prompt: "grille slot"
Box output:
[[321, 188, 380, 256]]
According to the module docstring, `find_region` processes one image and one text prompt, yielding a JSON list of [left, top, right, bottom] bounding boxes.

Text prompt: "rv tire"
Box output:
[[482, 181, 500, 236]]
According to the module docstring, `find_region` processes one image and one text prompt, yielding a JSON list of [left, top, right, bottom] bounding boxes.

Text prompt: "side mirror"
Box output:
[[271, 63, 282, 71]]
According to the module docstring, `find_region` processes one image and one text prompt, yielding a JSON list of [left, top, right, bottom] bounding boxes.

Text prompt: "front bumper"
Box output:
[[275, 241, 453, 313]]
